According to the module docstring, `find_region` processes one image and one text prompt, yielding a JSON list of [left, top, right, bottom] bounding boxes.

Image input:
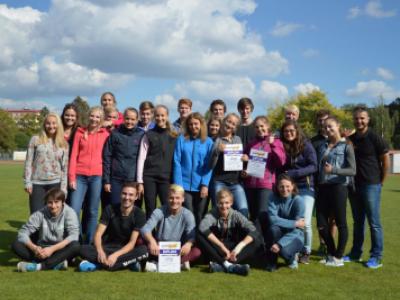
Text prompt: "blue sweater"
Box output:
[[268, 194, 304, 248], [173, 135, 213, 191]]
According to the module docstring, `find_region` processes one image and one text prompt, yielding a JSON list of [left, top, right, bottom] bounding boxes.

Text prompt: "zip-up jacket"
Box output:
[[136, 126, 176, 183], [199, 208, 261, 244], [282, 140, 317, 189], [68, 127, 109, 182], [244, 136, 286, 189], [102, 124, 144, 184], [173, 135, 213, 191]]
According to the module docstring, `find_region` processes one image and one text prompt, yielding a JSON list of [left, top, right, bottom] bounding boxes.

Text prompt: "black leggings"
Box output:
[[143, 177, 170, 219], [183, 191, 209, 225], [29, 183, 61, 213], [12, 240, 80, 269], [80, 244, 148, 271], [197, 232, 261, 265], [316, 184, 348, 258]]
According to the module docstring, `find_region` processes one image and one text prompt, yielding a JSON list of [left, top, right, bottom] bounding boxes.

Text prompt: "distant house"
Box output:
[[5, 108, 41, 121]]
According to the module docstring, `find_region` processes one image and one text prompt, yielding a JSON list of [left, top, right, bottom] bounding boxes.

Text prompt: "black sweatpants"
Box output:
[[316, 184, 348, 258], [143, 177, 170, 219], [12, 240, 80, 270], [197, 232, 261, 265], [80, 244, 148, 271], [183, 191, 209, 225]]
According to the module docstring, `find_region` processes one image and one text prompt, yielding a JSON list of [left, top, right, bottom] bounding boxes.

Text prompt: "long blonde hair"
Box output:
[[38, 113, 68, 149], [155, 105, 178, 138]]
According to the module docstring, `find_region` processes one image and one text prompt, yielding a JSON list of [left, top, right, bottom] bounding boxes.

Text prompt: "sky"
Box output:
[[0, 0, 399, 120]]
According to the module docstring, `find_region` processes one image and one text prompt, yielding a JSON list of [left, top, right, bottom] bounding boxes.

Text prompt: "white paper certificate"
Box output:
[[247, 149, 268, 179], [224, 144, 243, 171], [158, 241, 181, 273]]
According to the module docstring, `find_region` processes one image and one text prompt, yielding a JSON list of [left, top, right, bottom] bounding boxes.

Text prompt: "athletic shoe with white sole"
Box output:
[[17, 261, 38, 272], [79, 260, 98, 272]]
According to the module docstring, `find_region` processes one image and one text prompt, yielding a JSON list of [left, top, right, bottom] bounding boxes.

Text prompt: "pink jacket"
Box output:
[[244, 136, 286, 189], [68, 127, 110, 182]]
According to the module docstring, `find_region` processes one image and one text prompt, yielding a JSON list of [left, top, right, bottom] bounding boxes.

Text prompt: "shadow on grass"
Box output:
[[6, 220, 24, 229], [387, 189, 400, 193], [0, 230, 17, 266]]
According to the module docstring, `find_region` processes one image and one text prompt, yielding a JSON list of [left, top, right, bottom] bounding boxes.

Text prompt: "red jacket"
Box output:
[[244, 136, 286, 189], [68, 127, 110, 182]]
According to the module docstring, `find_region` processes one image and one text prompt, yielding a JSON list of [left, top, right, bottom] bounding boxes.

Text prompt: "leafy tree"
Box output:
[[72, 96, 90, 126], [17, 113, 41, 137], [369, 97, 394, 148], [0, 109, 17, 152], [14, 131, 30, 150], [267, 90, 353, 137]]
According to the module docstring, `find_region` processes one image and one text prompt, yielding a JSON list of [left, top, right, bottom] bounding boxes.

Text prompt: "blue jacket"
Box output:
[[317, 139, 356, 185], [268, 193, 304, 248], [282, 140, 317, 189], [102, 124, 144, 183], [173, 135, 213, 191]]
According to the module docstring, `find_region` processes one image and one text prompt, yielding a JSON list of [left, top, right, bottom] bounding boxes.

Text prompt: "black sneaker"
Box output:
[[299, 253, 310, 264], [228, 264, 250, 276]]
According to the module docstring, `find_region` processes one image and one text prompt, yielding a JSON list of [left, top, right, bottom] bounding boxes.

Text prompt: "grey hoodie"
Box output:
[[17, 204, 79, 246]]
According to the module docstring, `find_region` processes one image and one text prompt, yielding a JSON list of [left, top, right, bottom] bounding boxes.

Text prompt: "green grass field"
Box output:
[[0, 163, 399, 299]]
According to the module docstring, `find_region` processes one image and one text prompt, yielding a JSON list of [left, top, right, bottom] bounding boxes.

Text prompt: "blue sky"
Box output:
[[0, 0, 399, 120]]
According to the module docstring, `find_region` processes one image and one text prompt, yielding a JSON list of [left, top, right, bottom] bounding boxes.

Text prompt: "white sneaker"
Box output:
[[144, 261, 157, 272], [325, 256, 344, 267], [181, 261, 190, 271]]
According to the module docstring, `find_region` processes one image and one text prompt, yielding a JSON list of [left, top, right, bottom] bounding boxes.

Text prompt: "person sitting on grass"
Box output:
[[263, 174, 305, 272], [12, 188, 80, 272], [198, 189, 263, 276], [79, 182, 148, 272], [140, 184, 201, 271]]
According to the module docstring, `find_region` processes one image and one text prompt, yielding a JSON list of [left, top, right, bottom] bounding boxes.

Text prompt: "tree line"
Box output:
[[1, 92, 399, 153]]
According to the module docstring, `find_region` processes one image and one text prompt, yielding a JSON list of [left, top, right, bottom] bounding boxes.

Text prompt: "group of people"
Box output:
[[14, 93, 389, 275]]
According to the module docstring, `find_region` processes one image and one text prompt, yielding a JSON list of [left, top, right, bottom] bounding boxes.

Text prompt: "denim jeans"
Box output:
[[266, 225, 303, 264], [213, 180, 248, 217], [349, 184, 383, 259], [69, 175, 102, 244], [299, 188, 315, 254]]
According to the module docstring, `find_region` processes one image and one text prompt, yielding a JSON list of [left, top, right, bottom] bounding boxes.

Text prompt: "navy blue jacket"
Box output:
[[282, 140, 317, 189], [102, 125, 144, 184]]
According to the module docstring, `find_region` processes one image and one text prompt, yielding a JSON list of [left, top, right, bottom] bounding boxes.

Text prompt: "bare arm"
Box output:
[[380, 153, 390, 184]]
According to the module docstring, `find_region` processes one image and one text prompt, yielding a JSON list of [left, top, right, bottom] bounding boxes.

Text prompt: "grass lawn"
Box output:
[[0, 163, 399, 299]]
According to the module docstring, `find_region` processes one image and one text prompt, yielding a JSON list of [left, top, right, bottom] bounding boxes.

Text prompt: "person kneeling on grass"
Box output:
[[140, 184, 201, 271], [263, 174, 305, 272], [197, 188, 263, 276], [79, 182, 148, 272], [12, 188, 80, 272]]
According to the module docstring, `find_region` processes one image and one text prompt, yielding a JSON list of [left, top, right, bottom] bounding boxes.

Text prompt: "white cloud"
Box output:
[[366, 0, 396, 18], [376, 67, 394, 80], [348, 1, 396, 19], [270, 21, 303, 37], [0, 0, 289, 101], [302, 48, 319, 58], [0, 56, 132, 98], [294, 83, 320, 95], [0, 98, 57, 111], [347, 7, 362, 19], [346, 80, 400, 100], [258, 80, 289, 104]]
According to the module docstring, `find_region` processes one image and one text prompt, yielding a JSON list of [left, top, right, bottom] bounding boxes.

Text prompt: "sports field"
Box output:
[[0, 163, 399, 299]]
